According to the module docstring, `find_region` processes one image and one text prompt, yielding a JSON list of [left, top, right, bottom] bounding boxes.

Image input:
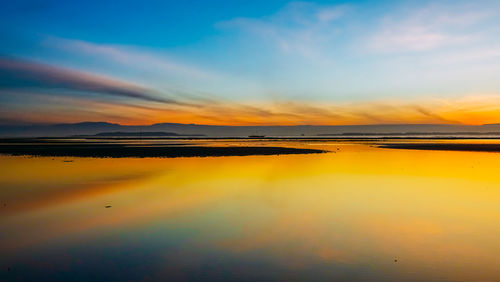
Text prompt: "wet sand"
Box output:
[[0, 141, 325, 158], [380, 143, 500, 152]]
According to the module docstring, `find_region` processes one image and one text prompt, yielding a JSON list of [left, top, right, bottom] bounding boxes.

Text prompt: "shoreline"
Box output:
[[379, 143, 500, 152], [0, 143, 326, 158]]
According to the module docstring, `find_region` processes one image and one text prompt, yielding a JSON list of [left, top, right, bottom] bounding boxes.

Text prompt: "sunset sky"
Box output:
[[1, 0, 500, 125]]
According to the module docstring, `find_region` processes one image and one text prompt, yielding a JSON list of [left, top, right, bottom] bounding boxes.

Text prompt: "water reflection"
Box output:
[[1, 141, 500, 281]]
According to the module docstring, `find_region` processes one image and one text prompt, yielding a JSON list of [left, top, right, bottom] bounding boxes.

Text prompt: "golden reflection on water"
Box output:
[[1, 140, 500, 281]]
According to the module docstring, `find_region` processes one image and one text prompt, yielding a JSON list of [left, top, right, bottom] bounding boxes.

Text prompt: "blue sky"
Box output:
[[1, 0, 500, 125]]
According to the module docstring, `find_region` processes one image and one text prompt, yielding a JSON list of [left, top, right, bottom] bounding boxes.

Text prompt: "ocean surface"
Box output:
[[1, 139, 500, 281]]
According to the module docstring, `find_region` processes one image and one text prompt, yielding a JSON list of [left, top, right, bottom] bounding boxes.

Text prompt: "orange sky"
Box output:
[[3, 94, 500, 126]]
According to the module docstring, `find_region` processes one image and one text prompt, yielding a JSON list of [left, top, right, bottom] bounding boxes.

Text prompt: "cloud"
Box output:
[[41, 36, 265, 103], [217, 2, 349, 59], [370, 28, 473, 52], [0, 57, 180, 104], [316, 6, 345, 23], [4, 90, 500, 126], [428, 48, 500, 65], [43, 37, 218, 79], [368, 3, 494, 52]]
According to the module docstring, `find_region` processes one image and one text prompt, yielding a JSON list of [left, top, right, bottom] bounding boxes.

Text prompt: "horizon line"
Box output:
[[2, 121, 500, 127]]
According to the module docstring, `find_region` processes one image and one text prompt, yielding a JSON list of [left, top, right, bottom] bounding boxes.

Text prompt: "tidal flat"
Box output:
[[0, 139, 325, 158], [1, 138, 500, 281]]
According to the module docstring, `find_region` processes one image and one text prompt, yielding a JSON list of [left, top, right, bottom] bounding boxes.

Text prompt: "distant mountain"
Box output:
[[0, 122, 122, 137], [2, 121, 500, 137], [94, 131, 179, 137], [91, 131, 204, 137]]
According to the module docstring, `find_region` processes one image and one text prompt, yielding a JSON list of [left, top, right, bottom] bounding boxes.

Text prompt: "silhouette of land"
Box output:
[[92, 131, 204, 137], [380, 143, 500, 152], [0, 140, 325, 158], [4, 121, 500, 137]]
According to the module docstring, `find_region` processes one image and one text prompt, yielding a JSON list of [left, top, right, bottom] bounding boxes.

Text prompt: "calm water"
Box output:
[[1, 140, 500, 281]]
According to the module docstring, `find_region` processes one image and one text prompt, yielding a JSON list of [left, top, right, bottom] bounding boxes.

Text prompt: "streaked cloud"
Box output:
[[0, 57, 180, 104], [40, 36, 265, 102], [43, 37, 217, 79], [2, 90, 500, 126]]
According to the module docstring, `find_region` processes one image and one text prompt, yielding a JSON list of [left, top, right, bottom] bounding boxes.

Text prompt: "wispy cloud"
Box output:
[[43, 36, 218, 79], [41, 36, 266, 103], [316, 6, 345, 23], [368, 3, 494, 52], [0, 57, 181, 104], [427, 48, 500, 65], [3, 88, 500, 126], [217, 2, 349, 59]]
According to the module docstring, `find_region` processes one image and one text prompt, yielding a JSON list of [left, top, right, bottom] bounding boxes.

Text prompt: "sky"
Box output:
[[1, 0, 500, 125]]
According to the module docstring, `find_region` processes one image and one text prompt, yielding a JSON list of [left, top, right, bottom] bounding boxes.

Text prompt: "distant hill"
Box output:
[[92, 131, 204, 137], [2, 121, 500, 137]]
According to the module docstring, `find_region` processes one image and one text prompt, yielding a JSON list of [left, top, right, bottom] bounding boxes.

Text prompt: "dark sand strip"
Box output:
[[379, 143, 500, 152], [0, 144, 326, 158]]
